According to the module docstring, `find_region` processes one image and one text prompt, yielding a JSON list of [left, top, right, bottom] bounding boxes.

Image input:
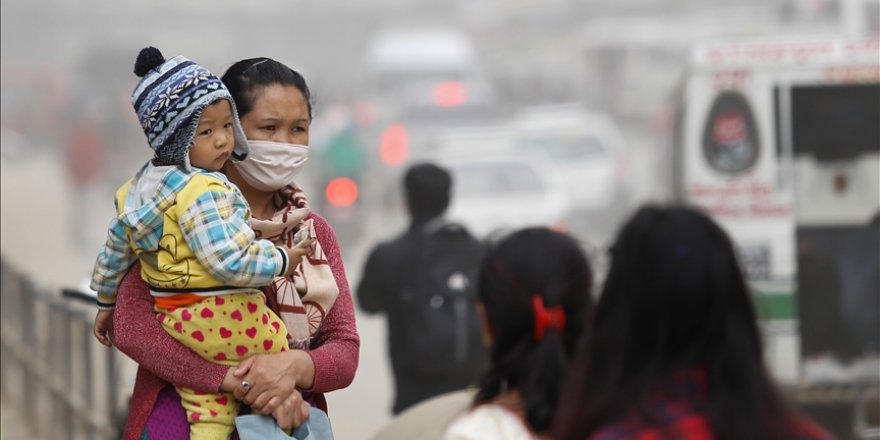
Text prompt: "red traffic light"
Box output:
[[325, 177, 359, 207]]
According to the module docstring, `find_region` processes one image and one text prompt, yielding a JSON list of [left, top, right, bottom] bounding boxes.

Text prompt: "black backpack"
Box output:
[[399, 222, 486, 378]]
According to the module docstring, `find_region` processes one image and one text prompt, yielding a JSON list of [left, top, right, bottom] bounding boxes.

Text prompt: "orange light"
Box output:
[[380, 124, 409, 166], [432, 81, 468, 108], [325, 177, 359, 207]]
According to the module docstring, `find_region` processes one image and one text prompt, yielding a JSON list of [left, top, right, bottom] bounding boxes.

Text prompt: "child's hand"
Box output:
[[280, 238, 316, 277], [93, 309, 115, 347]]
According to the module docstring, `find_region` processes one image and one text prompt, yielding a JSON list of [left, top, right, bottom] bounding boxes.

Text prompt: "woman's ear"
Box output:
[[476, 302, 494, 348]]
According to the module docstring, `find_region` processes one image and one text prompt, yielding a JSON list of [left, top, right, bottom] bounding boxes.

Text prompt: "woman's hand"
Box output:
[[233, 350, 315, 413], [273, 390, 311, 431]]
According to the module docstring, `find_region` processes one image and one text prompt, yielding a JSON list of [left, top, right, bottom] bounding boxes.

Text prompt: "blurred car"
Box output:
[[509, 104, 632, 213], [433, 153, 570, 240], [361, 26, 505, 165], [365, 26, 495, 117]]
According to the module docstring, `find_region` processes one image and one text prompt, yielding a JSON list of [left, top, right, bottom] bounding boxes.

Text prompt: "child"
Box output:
[[90, 47, 309, 439]]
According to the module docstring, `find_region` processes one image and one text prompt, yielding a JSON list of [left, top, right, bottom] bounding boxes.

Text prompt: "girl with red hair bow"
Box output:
[[444, 227, 594, 439]]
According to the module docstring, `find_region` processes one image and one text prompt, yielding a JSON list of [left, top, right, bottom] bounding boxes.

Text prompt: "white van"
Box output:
[[673, 35, 879, 387]]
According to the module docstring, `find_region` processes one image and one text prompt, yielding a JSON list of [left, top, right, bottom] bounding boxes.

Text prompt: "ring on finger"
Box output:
[[241, 380, 251, 392]]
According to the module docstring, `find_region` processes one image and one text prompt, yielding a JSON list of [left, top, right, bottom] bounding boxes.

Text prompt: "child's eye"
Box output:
[[199, 129, 212, 136], [224, 122, 233, 129], [261, 125, 276, 132]]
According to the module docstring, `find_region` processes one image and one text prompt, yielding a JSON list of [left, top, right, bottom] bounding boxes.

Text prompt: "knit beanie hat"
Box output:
[[131, 47, 248, 170]]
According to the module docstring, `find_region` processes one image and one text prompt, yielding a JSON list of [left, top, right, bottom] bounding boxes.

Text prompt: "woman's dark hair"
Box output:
[[554, 205, 799, 440], [404, 163, 451, 222], [476, 227, 593, 434], [221, 57, 312, 119]]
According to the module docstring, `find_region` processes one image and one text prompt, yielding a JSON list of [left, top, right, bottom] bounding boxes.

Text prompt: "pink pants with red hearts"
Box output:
[[156, 292, 289, 440]]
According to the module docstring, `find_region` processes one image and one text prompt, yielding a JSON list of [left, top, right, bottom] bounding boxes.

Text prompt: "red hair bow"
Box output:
[[532, 295, 566, 341]]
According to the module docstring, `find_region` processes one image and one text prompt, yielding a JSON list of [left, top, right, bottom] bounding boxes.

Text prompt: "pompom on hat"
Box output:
[[130, 46, 248, 170]]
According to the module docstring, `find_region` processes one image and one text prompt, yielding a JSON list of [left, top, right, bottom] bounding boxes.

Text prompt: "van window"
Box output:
[[701, 91, 760, 174], [791, 83, 880, 160]]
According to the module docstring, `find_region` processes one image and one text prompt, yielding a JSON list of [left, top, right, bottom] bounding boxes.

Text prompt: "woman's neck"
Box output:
[[223, 163, 275, 220], [241, 185, 275, 220]]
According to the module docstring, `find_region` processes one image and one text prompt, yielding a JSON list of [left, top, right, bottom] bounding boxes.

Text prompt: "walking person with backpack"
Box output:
[[357, 162, 487, 415]]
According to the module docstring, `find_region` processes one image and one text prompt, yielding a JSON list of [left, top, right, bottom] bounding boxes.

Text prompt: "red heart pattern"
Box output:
[[167, 296, 292, 430]]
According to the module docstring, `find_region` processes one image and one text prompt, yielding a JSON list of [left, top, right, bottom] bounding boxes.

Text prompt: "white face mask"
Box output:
[[231, 140, 309, 192]]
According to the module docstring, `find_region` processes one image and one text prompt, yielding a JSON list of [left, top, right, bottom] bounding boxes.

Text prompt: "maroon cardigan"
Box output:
[[113, 213, 360, 440]]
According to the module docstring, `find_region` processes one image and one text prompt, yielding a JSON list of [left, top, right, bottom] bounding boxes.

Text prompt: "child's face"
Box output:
[[189, 99, 235, 171]]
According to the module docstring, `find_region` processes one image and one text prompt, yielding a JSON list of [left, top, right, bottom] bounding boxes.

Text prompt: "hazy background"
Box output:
[[1, 0, 874, 438]]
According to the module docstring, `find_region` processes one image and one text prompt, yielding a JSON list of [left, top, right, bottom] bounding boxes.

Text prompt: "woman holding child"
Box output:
[[106, 52, 359, 439]]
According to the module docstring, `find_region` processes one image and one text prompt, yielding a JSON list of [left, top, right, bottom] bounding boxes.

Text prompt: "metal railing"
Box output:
[[1, 258, 128, 440]]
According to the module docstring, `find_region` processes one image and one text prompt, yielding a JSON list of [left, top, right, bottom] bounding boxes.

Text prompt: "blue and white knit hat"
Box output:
[[131, 47, 248, 170]]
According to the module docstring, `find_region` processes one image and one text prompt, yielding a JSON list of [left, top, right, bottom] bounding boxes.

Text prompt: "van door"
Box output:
[[791, 82, 880, 366]]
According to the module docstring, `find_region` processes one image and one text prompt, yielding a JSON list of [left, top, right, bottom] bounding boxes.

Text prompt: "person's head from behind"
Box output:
[[599, 204, 760, 368], [556, 205, 792, 440], [403, 163, 451, 223], [130, 47, 248, 172], [477, 227, 593, 434]]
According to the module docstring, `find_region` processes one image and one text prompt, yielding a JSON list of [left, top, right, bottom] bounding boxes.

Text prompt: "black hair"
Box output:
[[475, 227, 593, 434], [220, 57, 313, 120], [554, 205, 801, 440], [404, 163, 452, 222]]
